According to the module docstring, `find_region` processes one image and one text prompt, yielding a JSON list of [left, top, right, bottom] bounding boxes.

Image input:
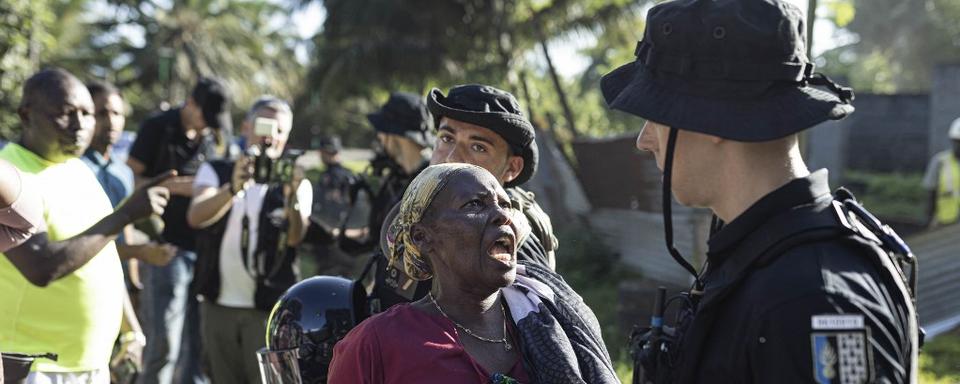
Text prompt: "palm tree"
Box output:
[[81, 0, 306, 125]]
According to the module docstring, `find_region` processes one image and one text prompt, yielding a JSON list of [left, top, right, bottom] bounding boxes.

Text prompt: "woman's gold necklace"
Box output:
[[428, 292, 513, 351]]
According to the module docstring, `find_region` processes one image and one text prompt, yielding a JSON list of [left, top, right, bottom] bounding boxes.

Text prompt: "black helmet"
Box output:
[[257, 276, 368, 384]]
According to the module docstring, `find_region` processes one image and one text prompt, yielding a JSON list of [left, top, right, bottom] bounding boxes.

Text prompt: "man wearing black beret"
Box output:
[[368, 84, 559, 313], [602, 0, 918, 382], [426, 84, 557, 270]]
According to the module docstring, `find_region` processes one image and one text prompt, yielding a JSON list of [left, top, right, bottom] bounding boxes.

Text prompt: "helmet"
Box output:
[[949, 117, 960, 140], [257, 276, 368, 384]]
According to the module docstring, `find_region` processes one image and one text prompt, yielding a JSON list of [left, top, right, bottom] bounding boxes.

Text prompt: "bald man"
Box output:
[[0, 68, 171, 383]]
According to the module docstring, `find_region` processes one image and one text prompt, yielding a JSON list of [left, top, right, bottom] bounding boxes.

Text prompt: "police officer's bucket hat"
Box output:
[[427, 84, 538, 188], [601, 0, 855, 142], [368, 92, 434, 148]]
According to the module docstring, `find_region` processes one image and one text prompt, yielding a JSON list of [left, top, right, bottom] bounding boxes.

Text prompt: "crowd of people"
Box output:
[[0, 0, 936, 383]]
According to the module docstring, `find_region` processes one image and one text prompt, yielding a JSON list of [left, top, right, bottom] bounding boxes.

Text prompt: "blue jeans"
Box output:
[[139, 249, 207, 384]]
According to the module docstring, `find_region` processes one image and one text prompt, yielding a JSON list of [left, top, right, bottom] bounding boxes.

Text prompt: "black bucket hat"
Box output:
[[601, 0, 855, 142], [192, 77, 232, 134], [368, 92, 434, 148], [427, 84, 538, 188], [318, 135, 343, 153]]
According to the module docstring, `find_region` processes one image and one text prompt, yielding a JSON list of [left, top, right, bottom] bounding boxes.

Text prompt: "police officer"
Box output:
[[329, 92, 432, 312], [339, 92, 432, 255], [305, 135, 360, 275], [601, 0, 918, 383]]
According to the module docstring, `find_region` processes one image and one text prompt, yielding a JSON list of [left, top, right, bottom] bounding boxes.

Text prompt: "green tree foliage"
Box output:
[[291, 0, 649, 148], [0, 0, 306, 141], [0, 0, 77, 140], [818, 0, 960, 93], [83, 0, 305, 128]]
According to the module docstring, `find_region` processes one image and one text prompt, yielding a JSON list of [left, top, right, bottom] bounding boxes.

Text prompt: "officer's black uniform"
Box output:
[[348, 92, 435, 311], [600, 0, 919, 382], [335, 92, 432, 256], [675, 171, 916, 383], [366, 160, 428, 250], [314, 163, 357, 219]]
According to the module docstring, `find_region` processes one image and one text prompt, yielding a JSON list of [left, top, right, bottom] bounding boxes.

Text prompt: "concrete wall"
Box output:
[[845, 94, 930, 172], [806, 63, 960, 175], [806, 119, 849, 186]]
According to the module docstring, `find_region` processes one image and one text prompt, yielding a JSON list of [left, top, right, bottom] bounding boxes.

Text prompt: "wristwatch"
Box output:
[[120, 331, 146, 346]]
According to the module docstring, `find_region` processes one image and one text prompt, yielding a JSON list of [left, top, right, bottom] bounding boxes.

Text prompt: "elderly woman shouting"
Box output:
[[328, 163, 619, 384]]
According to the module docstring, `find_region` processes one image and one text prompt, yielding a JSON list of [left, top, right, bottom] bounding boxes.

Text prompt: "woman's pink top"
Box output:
[[329, 303, 529, 383]]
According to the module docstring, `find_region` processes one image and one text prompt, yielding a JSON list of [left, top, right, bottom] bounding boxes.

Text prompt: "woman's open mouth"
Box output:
[[488, 232, 516, 264]]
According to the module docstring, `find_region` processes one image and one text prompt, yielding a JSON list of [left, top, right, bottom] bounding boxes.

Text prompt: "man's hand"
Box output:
[[135, 243, 177, 266], [117, 171, 175, 223], [111, 331, 145, 381], [283, 165, 306, 203], [160, 176, 197, 197], [232, 156, 254, 194]]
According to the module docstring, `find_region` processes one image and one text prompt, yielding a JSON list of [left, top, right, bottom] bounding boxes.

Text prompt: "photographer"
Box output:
[[186, 96, 310, 384]]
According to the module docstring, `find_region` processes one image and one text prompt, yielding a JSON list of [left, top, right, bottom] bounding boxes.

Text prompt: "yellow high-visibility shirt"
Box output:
[[0, 143, 123, 372], [936, 151, 960, 225]]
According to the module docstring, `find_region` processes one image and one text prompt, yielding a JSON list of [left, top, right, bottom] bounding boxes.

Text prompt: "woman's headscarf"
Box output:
[[385, 163, 481, 281]]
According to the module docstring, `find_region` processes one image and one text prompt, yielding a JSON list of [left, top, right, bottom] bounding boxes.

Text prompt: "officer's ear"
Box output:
[[501, 155, 524, 185]]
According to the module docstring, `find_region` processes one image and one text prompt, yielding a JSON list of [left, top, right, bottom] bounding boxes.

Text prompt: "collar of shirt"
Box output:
[[82, 148, 111, 168], [706, 169, 832, 265], [3, 142, 59, 173]]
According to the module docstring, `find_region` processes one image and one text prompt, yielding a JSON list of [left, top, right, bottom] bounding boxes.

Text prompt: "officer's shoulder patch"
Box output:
[[810, 314, 874, 384]]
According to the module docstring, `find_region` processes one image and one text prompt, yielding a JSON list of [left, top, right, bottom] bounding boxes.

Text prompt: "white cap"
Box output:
[[951, 117, 960, 140]]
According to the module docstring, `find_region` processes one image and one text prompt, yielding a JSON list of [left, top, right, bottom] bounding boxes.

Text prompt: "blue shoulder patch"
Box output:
[[810, 314, 874, 383]]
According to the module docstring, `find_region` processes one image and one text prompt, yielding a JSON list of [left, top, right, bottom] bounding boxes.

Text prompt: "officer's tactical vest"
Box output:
[[936, 151, 960, 225]]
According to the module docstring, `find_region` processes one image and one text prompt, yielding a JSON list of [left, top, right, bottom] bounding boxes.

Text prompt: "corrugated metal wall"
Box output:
[[910, 224, 960, 338], [587, 207, 711, 285]]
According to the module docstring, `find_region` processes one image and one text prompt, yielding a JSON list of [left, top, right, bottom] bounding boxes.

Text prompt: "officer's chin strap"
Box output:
[[662, 127, 705, 294]]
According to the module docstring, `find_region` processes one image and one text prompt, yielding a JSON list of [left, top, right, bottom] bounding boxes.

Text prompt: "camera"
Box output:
[[248, 117, 301, 185], [248, 147, 302, 185]]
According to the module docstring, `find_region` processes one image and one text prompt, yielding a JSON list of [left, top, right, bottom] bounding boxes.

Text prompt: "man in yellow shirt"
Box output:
[[924, 117, 960, 226], [0, 68, 170, 383]]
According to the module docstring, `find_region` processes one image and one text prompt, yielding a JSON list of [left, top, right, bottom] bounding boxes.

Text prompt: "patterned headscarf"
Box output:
[[385, 163, 482, 281]]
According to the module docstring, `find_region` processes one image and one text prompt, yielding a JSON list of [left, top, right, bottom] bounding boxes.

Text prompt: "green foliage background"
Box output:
[[3, 1, 960, 380]]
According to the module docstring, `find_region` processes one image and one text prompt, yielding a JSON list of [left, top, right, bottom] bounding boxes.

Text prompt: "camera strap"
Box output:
[[240, 192, 259, 279]]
